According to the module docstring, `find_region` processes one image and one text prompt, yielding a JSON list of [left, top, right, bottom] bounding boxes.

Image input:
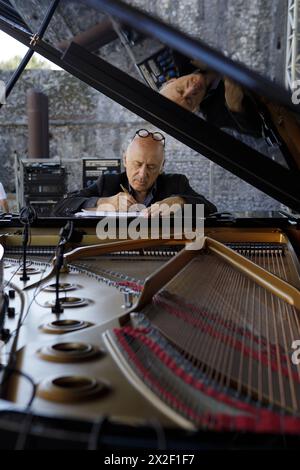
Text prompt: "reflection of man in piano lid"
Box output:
[[160, 71, 245, 113], [160, 68, 262, 137], [52, 129, 217, 217]]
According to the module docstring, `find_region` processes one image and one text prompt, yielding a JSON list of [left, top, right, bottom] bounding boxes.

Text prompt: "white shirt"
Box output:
[[0, 182, 7, 200]]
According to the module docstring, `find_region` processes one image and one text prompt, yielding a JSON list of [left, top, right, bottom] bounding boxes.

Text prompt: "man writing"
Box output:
[[53, 129, 217, 217]]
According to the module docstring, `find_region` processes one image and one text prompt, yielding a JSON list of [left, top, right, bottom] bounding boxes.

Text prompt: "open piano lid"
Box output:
[[1, 0, 300, 212]]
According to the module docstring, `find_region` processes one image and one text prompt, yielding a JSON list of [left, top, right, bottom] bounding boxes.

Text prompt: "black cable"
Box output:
[[14, 412, 34, 451], [148, 419, 167, 450], [3, 255, 24, 289], [0, 365, 37, 408], [52, 221, 74, 316], [1, 364, 37, 451], [0, 281, 25, 361], [19, 204, 37, 282], [0, 281, 27, 387], [3, 200, 35, 288], [87, 416, 108, 450], [33, 284, 68, 309], [9, 254, 53, 338], [2, 207, 34, 289], [0, 293, 9, 334]]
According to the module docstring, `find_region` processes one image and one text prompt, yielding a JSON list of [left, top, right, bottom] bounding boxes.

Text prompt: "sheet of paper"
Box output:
[[75, 210, 142, 217]]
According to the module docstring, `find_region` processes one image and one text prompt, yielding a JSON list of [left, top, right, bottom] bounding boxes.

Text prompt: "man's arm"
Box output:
[[144, 175, 217, 217], [52, 180, 102, 216], [94, 192, 137, 211], [52, 176, 137, 216], [172, 175, 217, 215], [224, 78, 263, 137], [202, 80, 263, 138]]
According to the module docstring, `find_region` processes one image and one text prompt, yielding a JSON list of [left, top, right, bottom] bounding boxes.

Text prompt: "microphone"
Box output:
[[51, 221, 74, 316], [19, 199, 37, 282]]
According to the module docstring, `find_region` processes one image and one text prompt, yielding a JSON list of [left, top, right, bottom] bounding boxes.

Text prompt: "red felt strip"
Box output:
[[113, 326, 300, 434]]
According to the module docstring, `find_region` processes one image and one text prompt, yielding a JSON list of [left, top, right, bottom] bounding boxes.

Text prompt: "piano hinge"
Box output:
[[30, 33, 40, 47]]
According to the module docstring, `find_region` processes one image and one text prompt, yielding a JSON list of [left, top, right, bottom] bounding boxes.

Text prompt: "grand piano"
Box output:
[[0, 0, 300, 450]]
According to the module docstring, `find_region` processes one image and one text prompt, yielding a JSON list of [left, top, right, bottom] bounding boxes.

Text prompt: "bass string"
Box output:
[[275, 247, 300, 383], [157, 254, 254, 400], [223, 267, 246, 392], [262, 248, 286, 410], [275, 243, 300, 406], [276, 295, 298, 411], [201, 260, 242, 388], [209, 261, 244, 391], [183, 256, 231, 377], [270, 247, 298, 410], [153, 255, 259, 402], [153, 254, 223, 372], [143, 248, 299, 413], [169, 255, 236, 383]]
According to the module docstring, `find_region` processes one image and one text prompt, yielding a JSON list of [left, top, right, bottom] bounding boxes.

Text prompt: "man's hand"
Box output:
[[224, 77, 244, 113], [142, 196, 185, 217], [96, 192, 137, 212]]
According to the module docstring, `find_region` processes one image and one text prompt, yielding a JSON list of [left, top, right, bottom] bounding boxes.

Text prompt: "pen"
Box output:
[[120, 184, 141, 213], [120, 184, 129, 194]]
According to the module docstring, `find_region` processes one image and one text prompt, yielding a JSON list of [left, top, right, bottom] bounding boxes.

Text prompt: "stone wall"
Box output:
[[0, 0, 288, 212], [123, 0, 287, 83]]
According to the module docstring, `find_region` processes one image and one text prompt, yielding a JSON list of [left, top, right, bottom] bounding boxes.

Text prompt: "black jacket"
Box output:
[[53, 172, 217, 217], [173, 51, 262, 137], [199, 81, 262, 137]]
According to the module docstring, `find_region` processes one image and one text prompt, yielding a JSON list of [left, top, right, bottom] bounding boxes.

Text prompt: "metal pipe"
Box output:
[[27, 90, 49, 159], [57, 18, 118, 52]]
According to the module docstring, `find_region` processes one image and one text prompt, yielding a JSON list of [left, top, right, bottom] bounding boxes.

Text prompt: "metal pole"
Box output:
[[57, 18, 117, 52], [0, 0, 60, 108], [27, 90, 50, 159]]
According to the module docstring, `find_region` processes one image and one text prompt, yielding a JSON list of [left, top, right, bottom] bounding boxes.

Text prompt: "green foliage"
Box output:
[[0, 54, 50, 70]]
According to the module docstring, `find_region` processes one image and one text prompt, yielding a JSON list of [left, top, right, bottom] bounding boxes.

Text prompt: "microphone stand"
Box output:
[[19, 203, 37, 282], [51, 221, 74, 317]]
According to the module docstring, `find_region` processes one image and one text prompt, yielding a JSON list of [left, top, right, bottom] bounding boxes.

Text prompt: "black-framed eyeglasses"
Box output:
[[133, 129, 165, 146]]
